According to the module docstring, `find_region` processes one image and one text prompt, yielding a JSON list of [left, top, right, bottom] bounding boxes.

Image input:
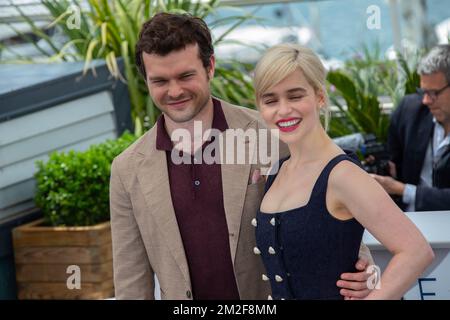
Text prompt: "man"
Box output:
[[372, 45, 450, 211], [110, 12, 372, 300]]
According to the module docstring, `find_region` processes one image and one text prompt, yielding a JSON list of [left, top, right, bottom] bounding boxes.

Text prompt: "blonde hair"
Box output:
[[253, 43, 330, 130]]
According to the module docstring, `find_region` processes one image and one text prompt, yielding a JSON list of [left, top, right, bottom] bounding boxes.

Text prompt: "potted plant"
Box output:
[[12, 132, 136, 299]]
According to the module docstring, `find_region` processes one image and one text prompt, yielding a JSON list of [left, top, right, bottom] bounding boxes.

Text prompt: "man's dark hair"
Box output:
[[135, 12, 214, 80]]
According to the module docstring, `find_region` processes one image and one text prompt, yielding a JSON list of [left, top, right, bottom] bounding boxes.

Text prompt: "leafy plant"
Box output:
[[34, 132, 137, 227], [343, 43, 398, 102], [327, 70, 390, 142], [327, 44, 422, 143], [213, 60, 256, 109], [396, 51, 421, 96], [4, 0, 257, 133]]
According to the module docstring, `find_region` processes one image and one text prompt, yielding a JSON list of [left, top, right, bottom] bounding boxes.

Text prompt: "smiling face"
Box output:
[[143, 43, 215, 124], [258, 69, 325, 145]]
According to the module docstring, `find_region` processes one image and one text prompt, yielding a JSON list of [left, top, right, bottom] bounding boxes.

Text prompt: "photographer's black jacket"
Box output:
[[388, 93, 450, 211]]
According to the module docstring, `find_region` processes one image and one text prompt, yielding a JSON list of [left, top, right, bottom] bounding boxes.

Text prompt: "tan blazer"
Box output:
[[110, 99, 373, 300], [110, 99, 284, 299]]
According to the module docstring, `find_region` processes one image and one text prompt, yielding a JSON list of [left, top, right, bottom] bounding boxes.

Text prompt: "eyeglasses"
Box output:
[[416, 83, 450, 101]]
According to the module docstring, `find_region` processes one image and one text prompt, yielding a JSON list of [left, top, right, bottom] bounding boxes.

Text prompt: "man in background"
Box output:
[[372, 45, 450, 211]]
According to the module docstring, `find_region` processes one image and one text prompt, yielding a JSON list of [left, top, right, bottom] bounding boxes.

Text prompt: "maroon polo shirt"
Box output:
[[156, 98, 240, 300]]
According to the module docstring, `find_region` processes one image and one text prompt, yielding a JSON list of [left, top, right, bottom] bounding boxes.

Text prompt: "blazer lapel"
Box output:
[[135, 129, 191, 286], [219, 100, 257, 265]]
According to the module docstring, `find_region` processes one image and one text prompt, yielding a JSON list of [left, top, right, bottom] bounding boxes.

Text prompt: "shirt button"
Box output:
[[186, 290, 192, 299], [194, 180, 200, 186]]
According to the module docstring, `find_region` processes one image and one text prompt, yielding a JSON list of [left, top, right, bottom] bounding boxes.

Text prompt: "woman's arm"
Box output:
[[329, 161, 434, 300]]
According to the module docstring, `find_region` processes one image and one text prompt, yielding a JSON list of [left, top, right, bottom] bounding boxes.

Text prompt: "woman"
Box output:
[[253, 44, 434, 300]]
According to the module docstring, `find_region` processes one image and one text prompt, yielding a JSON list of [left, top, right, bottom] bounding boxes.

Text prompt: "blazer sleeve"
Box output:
[[387, 99, 405, 179], [110, 158, 155, 299], [415, 186, 450, 211]]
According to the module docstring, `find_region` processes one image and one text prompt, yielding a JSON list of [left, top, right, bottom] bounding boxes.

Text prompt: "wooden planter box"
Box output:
[[12, 219, 114, 299]]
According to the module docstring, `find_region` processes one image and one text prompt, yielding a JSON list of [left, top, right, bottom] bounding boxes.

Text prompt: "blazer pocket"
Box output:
[[246, 180, 265, 193]]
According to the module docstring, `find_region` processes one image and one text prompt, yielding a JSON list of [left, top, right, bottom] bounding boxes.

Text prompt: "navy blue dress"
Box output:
[[255, 154, 365, 300]]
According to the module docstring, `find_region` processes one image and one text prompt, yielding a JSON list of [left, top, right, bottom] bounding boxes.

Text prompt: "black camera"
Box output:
[[360, 134, 391, 176]]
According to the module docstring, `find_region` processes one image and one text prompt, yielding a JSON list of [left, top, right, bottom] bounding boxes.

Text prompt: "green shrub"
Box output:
[[34, 132, 137, 227]]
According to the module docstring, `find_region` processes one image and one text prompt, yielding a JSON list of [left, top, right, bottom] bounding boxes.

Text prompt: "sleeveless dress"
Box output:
[[255, 154, 365, 300]]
